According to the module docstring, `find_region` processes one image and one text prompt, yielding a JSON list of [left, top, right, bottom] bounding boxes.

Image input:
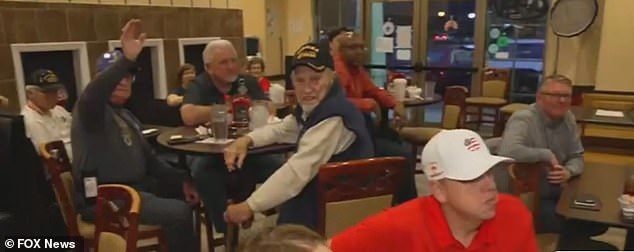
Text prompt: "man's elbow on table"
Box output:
[[180, 104, 205, 126]]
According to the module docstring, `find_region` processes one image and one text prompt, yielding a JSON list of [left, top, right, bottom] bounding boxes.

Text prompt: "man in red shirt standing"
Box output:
[[330, 129, 538, 252], [329, 29, 417, 204]]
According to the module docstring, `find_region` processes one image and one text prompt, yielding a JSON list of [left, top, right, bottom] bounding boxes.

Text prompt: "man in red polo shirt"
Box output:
[[330, 30, 406, 121], [330, 129, 538, 252]]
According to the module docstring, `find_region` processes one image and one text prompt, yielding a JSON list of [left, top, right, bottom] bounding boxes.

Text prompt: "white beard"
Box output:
[[300, 104, 317, 118]]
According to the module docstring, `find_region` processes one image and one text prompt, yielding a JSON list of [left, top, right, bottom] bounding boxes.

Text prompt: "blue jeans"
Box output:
[[189, 154, 283, 233]]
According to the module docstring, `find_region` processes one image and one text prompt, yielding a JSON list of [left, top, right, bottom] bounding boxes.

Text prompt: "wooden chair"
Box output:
[[398, 86, 468, 172], [317, 157, 406, 237], [95, 184, 143, 252], [466, 68, 511, 131], [494, 103, 530, 137], [508, 162, 544, 229], [39, 141, 167, 252], [508, 162, 560, 249]]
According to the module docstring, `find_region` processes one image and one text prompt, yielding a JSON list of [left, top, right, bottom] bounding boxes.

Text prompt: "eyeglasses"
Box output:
[[541, 92, 572, 101]]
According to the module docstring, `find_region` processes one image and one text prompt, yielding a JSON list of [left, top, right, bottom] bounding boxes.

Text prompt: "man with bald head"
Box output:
[[331, 29, 417, 204], [180, 39, 283, 234]]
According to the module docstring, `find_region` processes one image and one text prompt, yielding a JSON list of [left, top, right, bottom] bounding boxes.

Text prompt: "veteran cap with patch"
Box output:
[[26, 69, 65, 92], [291, 42, 328, 72]]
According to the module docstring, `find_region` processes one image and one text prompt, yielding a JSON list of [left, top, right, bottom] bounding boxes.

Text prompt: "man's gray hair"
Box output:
[[25, 85, 41, 94], [538, 74, 573, 93], [202, 39, 236, 65]]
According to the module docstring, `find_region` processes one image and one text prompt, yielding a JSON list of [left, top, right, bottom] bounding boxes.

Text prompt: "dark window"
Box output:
[[184, 44, 206, 76]]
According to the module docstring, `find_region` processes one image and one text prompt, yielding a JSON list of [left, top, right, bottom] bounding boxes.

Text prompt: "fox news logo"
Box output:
[[3, 236, 83, 251]]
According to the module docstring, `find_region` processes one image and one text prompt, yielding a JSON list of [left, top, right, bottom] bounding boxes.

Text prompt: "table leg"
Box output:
[[625, 228, 634, 250], [225, 199, 240, 252], [225, 172, 242, 252]]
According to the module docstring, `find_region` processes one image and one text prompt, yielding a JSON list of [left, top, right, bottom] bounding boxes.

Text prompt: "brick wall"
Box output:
[[0, 1, 245, 113]]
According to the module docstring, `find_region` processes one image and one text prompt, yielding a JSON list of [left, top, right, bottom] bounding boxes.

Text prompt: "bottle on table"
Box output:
[[230, 78, 252, 128]]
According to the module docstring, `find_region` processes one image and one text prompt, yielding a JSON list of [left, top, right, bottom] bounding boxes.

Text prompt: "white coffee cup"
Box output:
[[390, 78, 407, 101], [249, 102, 269, 130], [269, 83, 286, 104], [406, 86, 422, 99]]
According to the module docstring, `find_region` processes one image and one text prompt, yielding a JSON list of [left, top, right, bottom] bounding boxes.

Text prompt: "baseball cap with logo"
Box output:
[[27, 69, 65, 92], [422, 129, 513, 181], [96, 50, 140, 74], [291, 42, 329, 72]]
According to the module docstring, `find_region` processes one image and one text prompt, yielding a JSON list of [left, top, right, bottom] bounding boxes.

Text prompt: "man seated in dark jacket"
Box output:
[[71, 19, 199, 252], [179, 39, 285, 234], [223, 42, 374, 230]]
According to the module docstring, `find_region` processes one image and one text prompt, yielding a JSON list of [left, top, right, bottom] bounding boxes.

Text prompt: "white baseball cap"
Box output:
[[422, 129, 513, 181]]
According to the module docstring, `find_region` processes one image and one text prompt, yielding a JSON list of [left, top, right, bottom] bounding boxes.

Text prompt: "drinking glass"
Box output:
[[211, 104, 229, 140], [249, 101, 269, 130]]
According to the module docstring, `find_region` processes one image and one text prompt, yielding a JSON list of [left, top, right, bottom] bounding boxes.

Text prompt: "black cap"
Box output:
[[291, 43, 328, 72], [26, 69, 65, 92]]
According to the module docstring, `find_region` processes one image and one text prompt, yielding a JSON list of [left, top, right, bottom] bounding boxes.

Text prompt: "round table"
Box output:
[[157, 126, 295, 251], [380, 94, 443, 127], [402, 94, 443, 108], [157, 126, 296, 156]]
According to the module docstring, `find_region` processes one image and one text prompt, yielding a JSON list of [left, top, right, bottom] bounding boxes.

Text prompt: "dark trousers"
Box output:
[[374, 137, 418, 204], [189, 154, 283, 233], [138, 191, 197, 252]]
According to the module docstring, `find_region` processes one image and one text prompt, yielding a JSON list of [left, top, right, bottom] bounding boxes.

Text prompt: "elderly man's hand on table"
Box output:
[[224, 136, 253, 171]]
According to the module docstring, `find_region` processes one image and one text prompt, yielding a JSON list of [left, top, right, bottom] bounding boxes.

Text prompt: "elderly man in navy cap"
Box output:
[[21, 69, 73, 160], [223, 42, 374, 230], [71, 19, 198, 252]]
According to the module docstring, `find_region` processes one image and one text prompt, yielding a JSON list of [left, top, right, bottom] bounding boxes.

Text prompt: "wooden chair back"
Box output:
[[95, 184, 142, 252], [39, 141, 78, 236], [508, 162, 544, 228], [481, 68, 511, 98], [443, 86, 468, 129], [317, 157, 406, 237]]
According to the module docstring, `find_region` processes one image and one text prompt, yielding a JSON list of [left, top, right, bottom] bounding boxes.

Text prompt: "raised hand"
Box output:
[[120, 19, 147, 62]]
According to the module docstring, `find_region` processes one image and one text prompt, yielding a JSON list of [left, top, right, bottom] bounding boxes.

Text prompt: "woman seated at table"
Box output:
[[166, 63, 196, 107], [223, 42, 374, 230], [245, 56, 271, 95]]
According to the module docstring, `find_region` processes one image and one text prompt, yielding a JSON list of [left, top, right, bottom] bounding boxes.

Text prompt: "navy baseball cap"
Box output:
[[96, 50, 140, 74], [291, 43, 328, 72], [26, 69, 65, 92]]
